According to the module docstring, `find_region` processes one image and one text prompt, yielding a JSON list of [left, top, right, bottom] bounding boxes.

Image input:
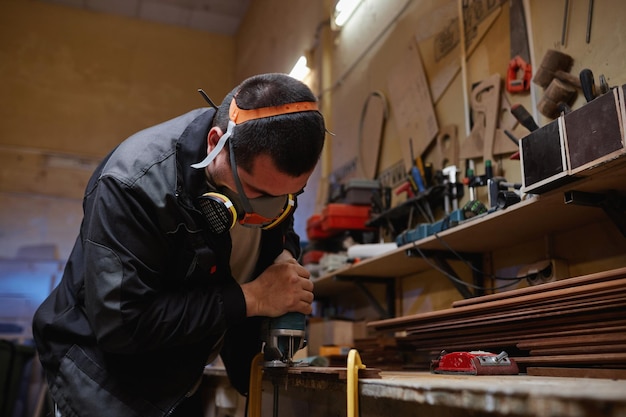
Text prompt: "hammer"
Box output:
[[533, 50, 580, 118], [537, 78, 577, 118], [533, 49, 581, 89]]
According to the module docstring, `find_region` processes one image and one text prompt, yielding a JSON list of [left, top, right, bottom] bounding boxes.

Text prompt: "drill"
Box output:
[[263, 312, 307, 367]]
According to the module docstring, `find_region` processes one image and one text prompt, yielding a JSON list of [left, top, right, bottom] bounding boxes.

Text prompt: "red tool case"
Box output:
[[306, 204, 374, 241]]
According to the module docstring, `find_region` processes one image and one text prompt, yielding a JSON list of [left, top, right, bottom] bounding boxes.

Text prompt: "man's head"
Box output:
[[212, 73, 326, 176], [193, 73, 326, 230]]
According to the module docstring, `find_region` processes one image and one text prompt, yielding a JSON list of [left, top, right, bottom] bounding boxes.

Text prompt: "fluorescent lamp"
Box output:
[[289, 55, 310, 81], [333, 0, 361, 28]]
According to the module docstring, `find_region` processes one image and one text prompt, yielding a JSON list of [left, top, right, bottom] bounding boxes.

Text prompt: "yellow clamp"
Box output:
[[248, 352, 264, 417], [249, 349, 366, 417], [347, 349, 366, 417]]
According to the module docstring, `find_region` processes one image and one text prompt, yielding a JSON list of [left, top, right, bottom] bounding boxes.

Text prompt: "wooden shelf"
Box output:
[[313, 154, 626, 298]]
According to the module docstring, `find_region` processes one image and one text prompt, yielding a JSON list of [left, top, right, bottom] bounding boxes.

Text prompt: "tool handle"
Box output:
[[410, 166, 426, 193], [511, 104, 539, 132], [579, 68, 596, 102]]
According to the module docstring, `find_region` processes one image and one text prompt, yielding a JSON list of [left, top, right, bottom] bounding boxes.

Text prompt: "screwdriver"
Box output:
[[511, 104, 539, 132]]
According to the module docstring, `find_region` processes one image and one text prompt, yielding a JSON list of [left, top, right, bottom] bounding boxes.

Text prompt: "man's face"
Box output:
[[207, 127, 312, 198], [206, 127, 313, 228], [235, 153, 311, 198]]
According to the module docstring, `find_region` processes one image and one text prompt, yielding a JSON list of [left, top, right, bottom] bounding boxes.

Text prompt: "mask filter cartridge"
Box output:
[[197, 192, 238, 234]]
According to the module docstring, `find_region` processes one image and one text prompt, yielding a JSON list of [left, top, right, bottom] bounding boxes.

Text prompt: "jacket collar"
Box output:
[[176, 108, 216, 198]]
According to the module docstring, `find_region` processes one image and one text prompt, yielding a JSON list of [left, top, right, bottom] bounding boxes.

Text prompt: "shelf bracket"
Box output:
[[406, 248, 484, 299], [564, 190, 626, 237], [334, 276, 395, 319]]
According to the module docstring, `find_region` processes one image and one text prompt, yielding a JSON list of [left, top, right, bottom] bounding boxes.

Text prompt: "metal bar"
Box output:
[[334, 275, 396, 318], [273, 382, 279, 417], [564, 190, 626, 237], [354, 281, 393, 319], [586, 0, 594, 43], [561, 0, 570, 46], [428, 254, 475, 299]]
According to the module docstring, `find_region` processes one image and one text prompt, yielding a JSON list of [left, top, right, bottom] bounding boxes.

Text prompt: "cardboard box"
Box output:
[[307, 319, 367, 356]]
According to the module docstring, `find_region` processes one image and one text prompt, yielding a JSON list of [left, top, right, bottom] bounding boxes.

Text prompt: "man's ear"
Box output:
[[207, 126, 224, 151]]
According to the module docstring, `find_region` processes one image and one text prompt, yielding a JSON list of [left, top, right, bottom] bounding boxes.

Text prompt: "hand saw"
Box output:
[[506, 0, 532, 93]]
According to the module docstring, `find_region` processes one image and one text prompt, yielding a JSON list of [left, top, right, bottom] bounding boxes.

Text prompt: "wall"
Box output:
[[234, 0, 328, 239], [0, 0, 235, 260], [0, 0, 236, 337], [1, 0, 625, 327], [237, 0, 626, 322]]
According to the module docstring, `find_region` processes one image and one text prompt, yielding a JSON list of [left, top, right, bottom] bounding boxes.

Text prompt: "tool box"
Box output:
[[395, 209, 464, 245], [520, 85, 625, 194], [431, 350, 519, 375], [306, 214, 333, 240], [321, 203, 373, 232], [306, 204, 375, 241], [563, 85, 625, 176], [329, 179, 380, 206]]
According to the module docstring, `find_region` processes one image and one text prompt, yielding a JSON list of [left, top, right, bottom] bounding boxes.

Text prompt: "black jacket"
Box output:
[[32, 108, 301, 417]]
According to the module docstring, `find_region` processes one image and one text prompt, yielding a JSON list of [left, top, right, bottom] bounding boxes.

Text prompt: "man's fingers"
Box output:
[[300, 277, 314, 292]]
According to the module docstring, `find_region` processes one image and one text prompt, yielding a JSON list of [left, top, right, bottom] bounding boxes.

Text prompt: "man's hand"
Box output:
[[241, 258, 314, 318]]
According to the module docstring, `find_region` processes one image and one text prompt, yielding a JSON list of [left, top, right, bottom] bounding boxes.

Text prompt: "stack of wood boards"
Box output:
[[367, 267, 626, 378], [352, 336, 406, 370]]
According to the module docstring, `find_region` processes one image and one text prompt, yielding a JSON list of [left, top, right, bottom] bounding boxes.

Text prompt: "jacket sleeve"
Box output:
[[219, 316, 264, 396], [82, 175, 247, 354]]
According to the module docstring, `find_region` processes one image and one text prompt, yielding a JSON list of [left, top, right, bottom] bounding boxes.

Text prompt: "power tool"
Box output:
[[431, 350, 519, 375], [263, 312, 307, 367]]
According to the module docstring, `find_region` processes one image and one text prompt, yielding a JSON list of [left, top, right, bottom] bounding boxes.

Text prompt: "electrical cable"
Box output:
[[357, 90, 388, 179], [432, 232, 525, 281], [410, 242, 523, 292]]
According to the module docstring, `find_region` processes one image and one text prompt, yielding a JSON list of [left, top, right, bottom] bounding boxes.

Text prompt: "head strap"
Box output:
[[191, 97, 319, 169], [229, 98, 318, 124]]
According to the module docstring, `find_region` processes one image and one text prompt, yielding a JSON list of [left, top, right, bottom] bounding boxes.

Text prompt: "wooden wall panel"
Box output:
[[0, 1, 235, 156], [0, 0, 236, 260]]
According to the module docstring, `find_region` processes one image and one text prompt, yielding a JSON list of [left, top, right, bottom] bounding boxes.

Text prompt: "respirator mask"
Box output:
[[192, 92, 318, 234]]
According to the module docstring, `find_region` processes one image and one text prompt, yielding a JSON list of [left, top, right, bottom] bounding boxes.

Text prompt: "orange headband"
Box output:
[[228, 98, 318, 124]]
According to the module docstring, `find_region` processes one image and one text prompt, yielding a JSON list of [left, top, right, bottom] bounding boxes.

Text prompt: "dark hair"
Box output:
[[213, 73, 325, 177]]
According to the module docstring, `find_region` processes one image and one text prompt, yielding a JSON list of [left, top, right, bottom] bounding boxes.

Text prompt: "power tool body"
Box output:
[[263, 312, 307, 367]]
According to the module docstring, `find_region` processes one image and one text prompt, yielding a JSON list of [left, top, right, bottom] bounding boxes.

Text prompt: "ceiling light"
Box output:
[[333, 0, 362, 28], [289, 55, 310, 81]]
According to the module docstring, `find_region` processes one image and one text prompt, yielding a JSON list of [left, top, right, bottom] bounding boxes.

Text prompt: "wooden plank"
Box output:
[[403, 322, 626, 347], [403, 296, 626, 335], [266, 366, 382, 380], [452, 266, 626, 308], [386, 38, 438, 168], [405, 321, 626, 340], [512, 353, 626, 365], [526, 367, 626, 379], [529, 344, 626, 356], [399, 322, 626, 353], [518, 333, 626, 350], [369, 269, 626, 372], [369, 276, 626, 332]]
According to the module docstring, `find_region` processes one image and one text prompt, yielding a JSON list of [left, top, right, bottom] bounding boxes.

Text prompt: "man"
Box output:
[[32, 73, 326, 417]]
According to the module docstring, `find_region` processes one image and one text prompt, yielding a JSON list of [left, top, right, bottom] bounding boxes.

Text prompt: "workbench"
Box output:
[[203, 366, 626, 417]]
